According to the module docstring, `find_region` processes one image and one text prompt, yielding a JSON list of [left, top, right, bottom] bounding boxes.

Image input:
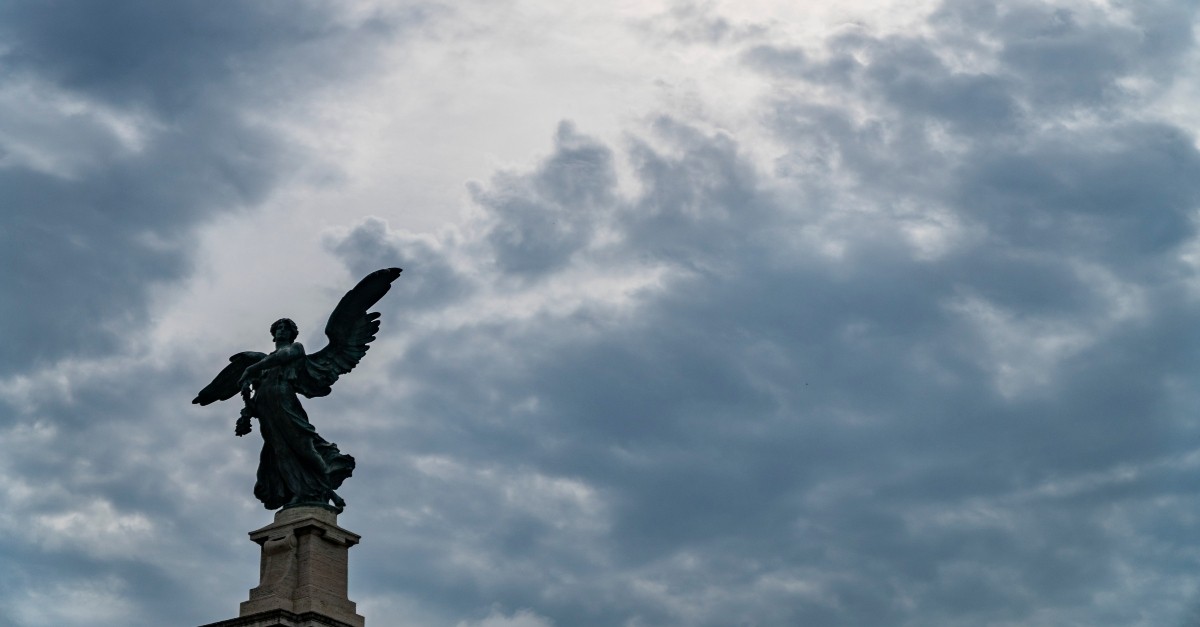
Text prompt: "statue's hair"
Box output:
[[270, 318, 299, 341]]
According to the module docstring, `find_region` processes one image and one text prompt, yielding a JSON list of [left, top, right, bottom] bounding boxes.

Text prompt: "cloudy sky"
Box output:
[[3, 1, 1200, 625]]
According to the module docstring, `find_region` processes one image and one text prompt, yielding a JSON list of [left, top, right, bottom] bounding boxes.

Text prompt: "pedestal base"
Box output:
[[200, 507, 365, 627], [199, 609, 359, 627]]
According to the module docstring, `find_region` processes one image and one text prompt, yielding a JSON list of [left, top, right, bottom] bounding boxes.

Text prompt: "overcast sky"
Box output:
[[3, 1, 1200, 626]]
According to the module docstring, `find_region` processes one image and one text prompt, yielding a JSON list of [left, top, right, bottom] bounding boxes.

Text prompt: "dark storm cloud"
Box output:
[[324, 2, 1200, 625], [958, 122, 1200, 256], [933, 0, 1195, 108], [474, 121, 618, 278], [0, 0, 423, 375]]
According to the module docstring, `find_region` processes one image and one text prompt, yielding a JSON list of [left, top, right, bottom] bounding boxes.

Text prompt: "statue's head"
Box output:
[[270, 318, 299, 343]]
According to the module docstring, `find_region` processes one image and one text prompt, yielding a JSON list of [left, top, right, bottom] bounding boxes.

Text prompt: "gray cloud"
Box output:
[[473, 121, 618, 278], [5, 0, 1200, 626], [0, 3, 431, 625], [321, 1, 1200, 625], [0, 0, 424, 375], [326, 217, 473, 310]]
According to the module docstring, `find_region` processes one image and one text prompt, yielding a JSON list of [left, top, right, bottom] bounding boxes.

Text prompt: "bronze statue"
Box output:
[[193, 268, 402, 513]]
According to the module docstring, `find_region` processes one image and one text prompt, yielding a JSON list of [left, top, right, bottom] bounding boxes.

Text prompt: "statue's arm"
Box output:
[[238, 343, 306, 390], [193, 351, 267, 406]]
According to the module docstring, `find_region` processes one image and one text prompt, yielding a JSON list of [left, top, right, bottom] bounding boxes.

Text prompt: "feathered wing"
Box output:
[[193, 351, 268, 405], [296, 267, 402, 398]]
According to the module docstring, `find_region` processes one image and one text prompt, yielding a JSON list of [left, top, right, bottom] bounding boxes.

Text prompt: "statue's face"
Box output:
[[271, 321, 297, 343]]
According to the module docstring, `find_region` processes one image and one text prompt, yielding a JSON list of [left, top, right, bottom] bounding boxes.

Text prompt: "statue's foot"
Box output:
[[279, 491, 344, 513]]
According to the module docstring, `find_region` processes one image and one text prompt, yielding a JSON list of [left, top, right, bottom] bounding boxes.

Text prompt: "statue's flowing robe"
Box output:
[[252, 347, 354, 509]]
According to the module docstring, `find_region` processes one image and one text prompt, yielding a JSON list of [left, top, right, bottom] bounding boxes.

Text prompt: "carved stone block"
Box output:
[[200, 507, 365, 627]]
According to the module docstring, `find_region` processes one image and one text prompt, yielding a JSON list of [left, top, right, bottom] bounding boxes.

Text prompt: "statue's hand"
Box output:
[[237, 363, 260, 390], [235, 415, 253, 437], [238, 373, 257, 401]]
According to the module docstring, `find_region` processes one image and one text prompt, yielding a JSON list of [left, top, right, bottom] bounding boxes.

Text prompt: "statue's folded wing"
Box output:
[[193, 351, 268, 405], [296, 267, 402, 399]]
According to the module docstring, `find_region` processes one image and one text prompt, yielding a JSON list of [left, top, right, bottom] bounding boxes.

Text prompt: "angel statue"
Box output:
[[193, 268, 402, 513]]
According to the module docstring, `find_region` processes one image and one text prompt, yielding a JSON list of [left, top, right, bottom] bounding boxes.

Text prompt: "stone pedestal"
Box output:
[[200, 507, 365, 627]]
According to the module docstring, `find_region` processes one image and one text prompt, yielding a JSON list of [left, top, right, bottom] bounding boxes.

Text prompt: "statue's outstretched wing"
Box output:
[[193, 351, 268, 405], [296, 267, 402, 398]]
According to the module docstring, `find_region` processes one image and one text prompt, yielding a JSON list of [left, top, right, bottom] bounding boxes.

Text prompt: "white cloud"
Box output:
[[457, 607, 555, 627], [32, 500, 154, 559], [0, 76, 157, 178], [8, 577, 137, 627]]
